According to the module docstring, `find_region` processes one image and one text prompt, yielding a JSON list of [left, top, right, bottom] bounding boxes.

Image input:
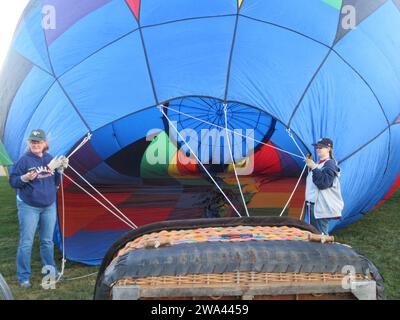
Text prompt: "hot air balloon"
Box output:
[[1, 0, 399, 266]]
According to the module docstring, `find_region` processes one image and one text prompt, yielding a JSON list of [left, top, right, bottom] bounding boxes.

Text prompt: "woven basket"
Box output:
[[115, 271, 369, 287]]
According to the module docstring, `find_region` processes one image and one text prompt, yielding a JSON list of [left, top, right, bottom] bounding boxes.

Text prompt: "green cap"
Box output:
[[28, 129, 46, 141]]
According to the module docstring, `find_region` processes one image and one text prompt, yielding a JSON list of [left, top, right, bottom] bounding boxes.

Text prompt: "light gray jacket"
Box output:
[[306, 160, 344, 219]]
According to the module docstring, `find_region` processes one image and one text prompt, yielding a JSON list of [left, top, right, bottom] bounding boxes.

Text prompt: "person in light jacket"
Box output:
[[9, 129, 68, 288], [304, 138, 344, 235]]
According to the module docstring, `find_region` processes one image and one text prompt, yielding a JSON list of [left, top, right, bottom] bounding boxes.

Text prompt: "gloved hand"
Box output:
[[305, 157, 317, 170], [47, 156, 63, 172], [59, 156, 69, 170], [56, 156, 69, 174]]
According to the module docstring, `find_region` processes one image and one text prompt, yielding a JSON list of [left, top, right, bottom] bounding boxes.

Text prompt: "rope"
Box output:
[[57, 173, 66, 282], [286, 128, 306, 159], [283, 129, 309, 218], [52, 133, 135, 284], [46, 271, 98, 286], [223, 103, 250, 217], [279, 164, 308, 217], [159, 106, 242, 217], [299, 201, 306, 221], [67, 133, 92, 159], [163, 105, 304, 159], [67, 165, 138, 229], [52, 173, 133, 285], [63, 173, 137, 229], [44, 172, 92, 286], [64, 272, 98, 281]]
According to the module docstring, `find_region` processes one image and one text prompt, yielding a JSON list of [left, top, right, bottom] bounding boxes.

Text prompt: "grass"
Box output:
[[0, 176, 399, 299], [334, 190, 400, 299]]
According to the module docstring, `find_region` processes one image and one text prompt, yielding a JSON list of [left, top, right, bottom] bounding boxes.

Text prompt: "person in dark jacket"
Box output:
[[304, 138, 344, 235], [9, 129, 68, 288]]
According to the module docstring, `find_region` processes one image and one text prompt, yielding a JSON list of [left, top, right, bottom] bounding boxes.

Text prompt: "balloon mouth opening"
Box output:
[[58, 97, 309, 244]]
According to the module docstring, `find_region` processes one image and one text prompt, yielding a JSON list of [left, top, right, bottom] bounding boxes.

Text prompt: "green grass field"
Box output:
[[0, 176, 398, 300]]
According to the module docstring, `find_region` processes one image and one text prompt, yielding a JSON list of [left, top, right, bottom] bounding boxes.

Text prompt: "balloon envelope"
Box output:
[[1, 0, 399, 264]]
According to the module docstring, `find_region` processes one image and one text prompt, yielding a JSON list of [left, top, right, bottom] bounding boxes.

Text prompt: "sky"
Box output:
[[0, 0, 29, 69]]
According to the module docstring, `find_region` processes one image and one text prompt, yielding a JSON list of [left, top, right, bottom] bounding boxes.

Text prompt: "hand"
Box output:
[[23, 170, 38, 181], [59, 156, 69, 170], [47, 156, 63, 172], [56, 156, 69, 174], [305, 157, 317, 170]]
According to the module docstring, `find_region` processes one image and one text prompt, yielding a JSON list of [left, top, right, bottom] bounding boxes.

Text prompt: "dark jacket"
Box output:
[[312, 159, 340, 190], [9, 151, 61, 207]]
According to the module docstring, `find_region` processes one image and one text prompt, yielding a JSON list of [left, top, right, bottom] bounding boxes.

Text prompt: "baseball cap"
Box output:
[[28, 129, 46, 141], [312, 138, 333, 148]]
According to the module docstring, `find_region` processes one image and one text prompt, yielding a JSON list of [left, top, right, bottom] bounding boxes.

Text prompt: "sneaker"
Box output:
[[19, 280, 31, 288]]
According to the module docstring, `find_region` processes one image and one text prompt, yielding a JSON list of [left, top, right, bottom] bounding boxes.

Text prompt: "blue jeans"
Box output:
[[304, 202, 330, 235], [16, 198, 57, 283]]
